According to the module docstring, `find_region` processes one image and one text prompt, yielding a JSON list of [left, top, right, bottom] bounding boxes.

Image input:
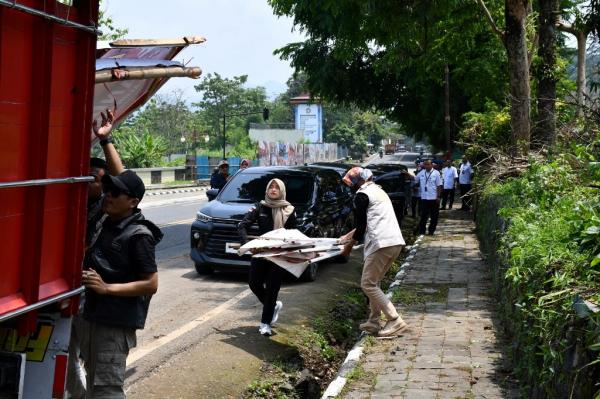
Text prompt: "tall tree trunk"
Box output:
[[505, 0, 531, 156], [575, 30, 588, 116], [557, 22, 590, 117], [535, 0, 558, 147]]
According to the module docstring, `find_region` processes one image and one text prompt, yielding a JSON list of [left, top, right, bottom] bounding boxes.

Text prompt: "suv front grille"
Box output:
[[205, 225, 242, 258]]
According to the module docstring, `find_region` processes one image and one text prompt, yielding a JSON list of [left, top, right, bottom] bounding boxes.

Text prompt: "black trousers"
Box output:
[[418, 199, 439, 234], [411, 197, 420, 218], [249, 258, 284, 324], [441, 188, 455, 209], [460, 184, 472, 210]]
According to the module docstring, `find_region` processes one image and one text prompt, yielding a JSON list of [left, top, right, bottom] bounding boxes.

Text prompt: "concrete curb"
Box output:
[[146, 186, 208, 196], [320, 235, 424, 399]]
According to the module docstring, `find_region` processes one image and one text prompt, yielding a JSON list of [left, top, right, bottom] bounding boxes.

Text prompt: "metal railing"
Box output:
[[0, 176, 94, 189]]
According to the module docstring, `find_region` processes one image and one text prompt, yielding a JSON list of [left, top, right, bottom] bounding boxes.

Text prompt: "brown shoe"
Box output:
[[359, 320, 380, 334], [378, 318, 409, 337]]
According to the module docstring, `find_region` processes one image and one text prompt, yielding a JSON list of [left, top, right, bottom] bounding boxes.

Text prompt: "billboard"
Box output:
[[295, 104, 323, 143]]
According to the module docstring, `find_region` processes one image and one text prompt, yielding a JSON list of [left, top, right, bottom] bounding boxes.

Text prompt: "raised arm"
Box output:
[[93, 109, 125, 176]]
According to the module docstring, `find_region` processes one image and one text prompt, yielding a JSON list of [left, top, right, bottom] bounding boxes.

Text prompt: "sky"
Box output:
[[105, 0, 305, 103]]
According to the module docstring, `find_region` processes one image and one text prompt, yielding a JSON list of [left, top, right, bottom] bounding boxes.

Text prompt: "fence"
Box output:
[[194, 156, 257, 179], [256, 142, 340, 166]]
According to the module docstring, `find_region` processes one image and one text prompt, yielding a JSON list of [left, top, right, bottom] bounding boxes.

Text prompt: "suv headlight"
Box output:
[[196, 211, 212, 223]]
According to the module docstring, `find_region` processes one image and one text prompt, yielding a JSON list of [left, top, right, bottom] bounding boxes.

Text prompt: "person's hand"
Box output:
[[340, 243, 353, 258], [82, 269, 109, 295], [92, 109, 115, 140]]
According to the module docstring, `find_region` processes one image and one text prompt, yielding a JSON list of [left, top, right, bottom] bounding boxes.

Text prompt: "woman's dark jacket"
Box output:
[[238, 202, 297, 243]]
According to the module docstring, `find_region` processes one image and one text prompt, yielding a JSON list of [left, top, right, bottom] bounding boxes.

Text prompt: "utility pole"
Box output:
[[222, 114, 226, 160], [444, 64, 451, 156], [221, 108, 269, 161]]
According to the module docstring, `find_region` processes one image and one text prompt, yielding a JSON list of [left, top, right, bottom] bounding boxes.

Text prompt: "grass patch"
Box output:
[[243, 360, 301, 399], [390, 284, 450, 306]]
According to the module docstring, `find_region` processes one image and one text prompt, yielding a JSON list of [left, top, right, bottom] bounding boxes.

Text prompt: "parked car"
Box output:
[[373, 170, 413, 225], [190, 166, 354, 281], [365, 163, 408, 177], [308, 161, 353, 177]]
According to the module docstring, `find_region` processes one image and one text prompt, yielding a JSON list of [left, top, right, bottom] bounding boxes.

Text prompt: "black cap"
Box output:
[[102, 170, 145, 200], [90, 157, 108, 170]]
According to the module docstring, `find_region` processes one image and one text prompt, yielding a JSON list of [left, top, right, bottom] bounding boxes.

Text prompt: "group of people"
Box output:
[[237, 166, 410, 338], [68, 123, 475, 393], [210, 158, 250, 191], [410, 156, 474, 235]]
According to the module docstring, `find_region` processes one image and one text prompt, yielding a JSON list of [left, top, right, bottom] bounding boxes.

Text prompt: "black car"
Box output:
[[373, 170, 413, 225], [308, 162, 353, 177], [190, 166, 354, 281], [365, 163, 408, 177]]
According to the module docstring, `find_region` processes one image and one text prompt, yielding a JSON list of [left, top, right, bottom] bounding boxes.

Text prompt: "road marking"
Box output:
[[157, 218, 195, 228], [127, 288, 253, 365]]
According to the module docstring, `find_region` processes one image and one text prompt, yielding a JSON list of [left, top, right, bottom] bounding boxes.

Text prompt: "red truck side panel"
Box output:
[[0, 0, 99, 320]]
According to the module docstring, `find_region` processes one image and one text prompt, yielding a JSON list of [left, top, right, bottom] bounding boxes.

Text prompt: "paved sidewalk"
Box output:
[[342, 210, 518, 399]]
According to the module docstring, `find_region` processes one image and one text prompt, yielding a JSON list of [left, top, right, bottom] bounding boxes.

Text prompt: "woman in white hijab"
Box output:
[[238, 178, 297, 336]]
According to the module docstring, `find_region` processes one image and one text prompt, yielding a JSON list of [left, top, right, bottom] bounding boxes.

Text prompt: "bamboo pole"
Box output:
[[95, 66, 202, 83]]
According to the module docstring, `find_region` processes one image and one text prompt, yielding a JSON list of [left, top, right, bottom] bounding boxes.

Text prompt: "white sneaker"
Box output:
[[271, 301, 283, 325], [259, 323, 272, 336]]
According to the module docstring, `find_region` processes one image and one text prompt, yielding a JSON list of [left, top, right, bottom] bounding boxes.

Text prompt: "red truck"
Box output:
[[0, 2, 202, 397]]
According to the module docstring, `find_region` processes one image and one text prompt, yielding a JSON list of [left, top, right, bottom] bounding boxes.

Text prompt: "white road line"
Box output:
[[127, 288, 253, 366], [157, 218, 195, 228]]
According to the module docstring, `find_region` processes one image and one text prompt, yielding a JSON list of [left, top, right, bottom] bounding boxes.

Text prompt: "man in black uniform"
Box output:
[[74, 170, 162, 398]]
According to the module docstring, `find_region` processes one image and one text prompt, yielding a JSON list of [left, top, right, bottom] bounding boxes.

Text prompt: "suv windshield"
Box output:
[[218, 173, 315, 204]]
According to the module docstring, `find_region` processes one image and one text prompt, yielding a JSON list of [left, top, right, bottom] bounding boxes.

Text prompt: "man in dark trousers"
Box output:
[[73, 170, 162, 398], [415, 159, 442, 235]]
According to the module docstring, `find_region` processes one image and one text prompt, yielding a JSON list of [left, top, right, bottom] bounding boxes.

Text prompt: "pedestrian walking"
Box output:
[[238, 179, 297, 337], [71, 170, 162, 399], [459, 156, 474, 211], [440, 160, 458, 210], [416, 159, 442, 235], [338, 167, 408, 338]]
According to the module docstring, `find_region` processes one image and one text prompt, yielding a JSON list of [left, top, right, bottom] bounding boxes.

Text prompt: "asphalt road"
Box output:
[[125, 190, 364, 398], [366, 151, 421, 170]]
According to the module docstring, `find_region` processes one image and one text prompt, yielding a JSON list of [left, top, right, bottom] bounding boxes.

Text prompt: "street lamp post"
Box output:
[[221, 107, 269, 160]]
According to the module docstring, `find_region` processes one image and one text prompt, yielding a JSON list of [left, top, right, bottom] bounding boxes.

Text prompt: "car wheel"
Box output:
[[300, 263, 318, 282], [194, 262, 214, 275]]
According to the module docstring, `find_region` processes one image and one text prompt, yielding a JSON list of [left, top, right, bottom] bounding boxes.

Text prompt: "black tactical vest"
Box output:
[[83, 211, 162, 329]]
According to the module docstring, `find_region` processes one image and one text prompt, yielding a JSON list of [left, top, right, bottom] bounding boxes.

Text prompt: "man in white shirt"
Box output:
[[441, 160, 458, 210], [459, 156, 474, 211], [416, 159, 442, 235]]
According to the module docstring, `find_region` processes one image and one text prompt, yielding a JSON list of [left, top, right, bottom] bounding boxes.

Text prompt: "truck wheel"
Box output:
[[194, 262, 214, 275], [300, 263, 318, 282]]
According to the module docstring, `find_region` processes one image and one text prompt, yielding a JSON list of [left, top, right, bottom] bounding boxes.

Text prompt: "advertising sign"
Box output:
[[295, 104, 323, 143]]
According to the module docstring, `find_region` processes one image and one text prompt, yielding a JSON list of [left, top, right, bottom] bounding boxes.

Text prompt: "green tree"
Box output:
[[269, 0, 508, 151], [193, 73, 267, 156], [132, 91, 195, 156], [98, 0, 128, 40], [328, 123, 367, 159], [112, 128, 168, 168]]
